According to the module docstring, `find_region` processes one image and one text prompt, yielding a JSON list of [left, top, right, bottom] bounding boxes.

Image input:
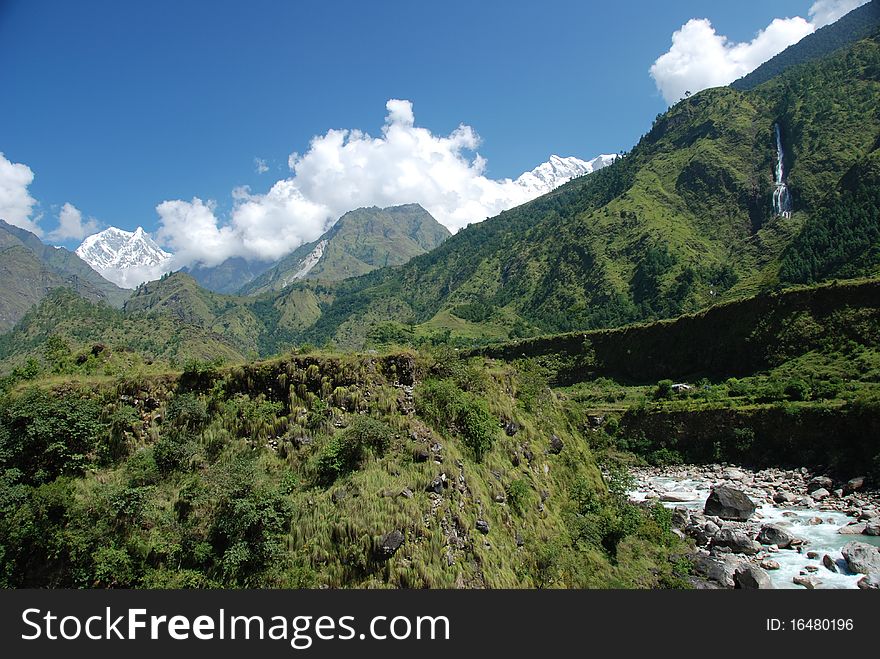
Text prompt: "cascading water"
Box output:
[[772, 123, 792, 218]]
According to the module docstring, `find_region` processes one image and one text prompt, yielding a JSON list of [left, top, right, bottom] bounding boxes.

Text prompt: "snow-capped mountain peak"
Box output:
[[514, 153, 617, 197], [76, 226, 173, 288]]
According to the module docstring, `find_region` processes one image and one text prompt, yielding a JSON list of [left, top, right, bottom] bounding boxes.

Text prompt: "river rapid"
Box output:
[[629, 464, 880, 589]]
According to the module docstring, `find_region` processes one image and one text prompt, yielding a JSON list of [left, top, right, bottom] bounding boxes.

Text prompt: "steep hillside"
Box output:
[[286, 32, 880, 348], [0, 350, 688, 588], [123, 271, 332, 357], [0, 220, 129, 332], [240, 204, 450, 296]]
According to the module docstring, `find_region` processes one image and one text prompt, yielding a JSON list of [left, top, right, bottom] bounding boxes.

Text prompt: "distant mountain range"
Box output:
[[73, 154, 615, 293], [75, 226, 172, 288], [513, 154, 617, 197]]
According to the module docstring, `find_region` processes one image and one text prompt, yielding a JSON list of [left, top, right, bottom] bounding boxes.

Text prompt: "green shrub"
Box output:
[[416, 378, 497, 461], [784, 379, 810, 401], [314, 416, 393, 484], [654, 379, 674, 400], [506, 478, 531, 515], [0, 388, 104, 485]]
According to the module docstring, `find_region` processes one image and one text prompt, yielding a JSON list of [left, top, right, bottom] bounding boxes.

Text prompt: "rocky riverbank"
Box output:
[[629, 464, 880, 590]]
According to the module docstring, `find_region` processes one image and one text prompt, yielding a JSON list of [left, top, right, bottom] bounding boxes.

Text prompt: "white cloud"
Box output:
[[254, 157, 269, 174], [155, 99, 541, 268], [48, 202, 100, 242], [0, 152, 41, 235], [809, 0, 869, 27], [649, 0, 868, 104]]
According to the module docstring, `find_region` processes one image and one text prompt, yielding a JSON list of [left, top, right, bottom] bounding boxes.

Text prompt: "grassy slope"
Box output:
[[0, 220, 129, 332], [0, 351, 687, 588]]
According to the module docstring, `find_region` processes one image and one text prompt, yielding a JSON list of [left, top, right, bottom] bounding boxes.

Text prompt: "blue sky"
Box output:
[[0, 0, 860, 258]]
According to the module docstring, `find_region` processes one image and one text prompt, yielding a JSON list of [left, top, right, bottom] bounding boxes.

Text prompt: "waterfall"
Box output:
[[772, 123, 792, 218]]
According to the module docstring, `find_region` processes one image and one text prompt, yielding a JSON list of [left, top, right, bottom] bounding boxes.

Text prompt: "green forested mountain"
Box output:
[[122, 271, 333, 357], [240, 204, 450, 296], [731, 0, 880, 91], [0, 219, 128, 332], [0, 288, 244, 376], [283, 32, 880, 348]]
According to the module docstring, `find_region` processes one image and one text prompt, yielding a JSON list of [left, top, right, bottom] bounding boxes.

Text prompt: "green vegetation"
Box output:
[[240, 204, 450, 296], [0, 219, 127, 333], [0, 350, 689, 588]]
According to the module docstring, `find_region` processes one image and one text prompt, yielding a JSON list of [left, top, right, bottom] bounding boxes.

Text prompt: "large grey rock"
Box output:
[[757, 524, 795, 548], [844, 476, 866, 494], [734, 565, 774, 589], [838, 522, 868, 535], [807, 476, 834, 493], [377, 530, 404, 559], [711, 528, 760, 555], [704, 486, 756, 521], [690, 552, 749, 588], [841, 541, 880, 575]]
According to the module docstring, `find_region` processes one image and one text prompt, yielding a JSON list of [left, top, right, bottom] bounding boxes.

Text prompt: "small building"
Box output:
[[671, 383, 692, 393]]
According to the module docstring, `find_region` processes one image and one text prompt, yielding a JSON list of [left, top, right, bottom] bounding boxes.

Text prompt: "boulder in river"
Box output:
[[756, 524, 795, 549], [841, 541, 880, 575], [704, 485, 756, 521], [660, 491, 696, 503], [807, 476, 834, 493], [711, 528, 759, 555], [822, 554, 840, 573], [690, 551, 749, 588], [734, 565, 774, 589], [858, 574, 880, 590], [793, 575, 819, 589], [838, 522, 868, 535], [773, 491, 797, 504]]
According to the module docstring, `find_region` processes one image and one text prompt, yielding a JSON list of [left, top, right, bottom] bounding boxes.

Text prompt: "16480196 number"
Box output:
[[790, 619, 853, 631]]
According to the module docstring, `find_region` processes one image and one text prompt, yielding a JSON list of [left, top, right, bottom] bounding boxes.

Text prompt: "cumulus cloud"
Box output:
[[0, 152, 41, 235], [809, 0, 869, 27], [649, 0, 868, 104], [155, 99, 540, 268], [254, 157, 269, 174], [47, 202, 100, 242]]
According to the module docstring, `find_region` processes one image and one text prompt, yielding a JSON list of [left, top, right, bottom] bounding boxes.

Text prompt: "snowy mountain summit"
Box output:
[[515, 154, 617, 197], [76, 227, 172, 288]]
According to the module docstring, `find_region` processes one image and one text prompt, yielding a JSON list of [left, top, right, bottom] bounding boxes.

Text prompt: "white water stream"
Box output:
[[772, 123, 793, 218], [630, 473, 880, 589]]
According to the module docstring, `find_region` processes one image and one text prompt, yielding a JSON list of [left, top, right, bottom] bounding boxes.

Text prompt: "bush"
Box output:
[[166, 393, 208, 431], [0, 388, 104, 485], [314, 416, 393, 485], [784, 379, 810, 401], [506, 479, 531, 515], [416, 378, 497, 461], [654, 379, 674, 400]]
